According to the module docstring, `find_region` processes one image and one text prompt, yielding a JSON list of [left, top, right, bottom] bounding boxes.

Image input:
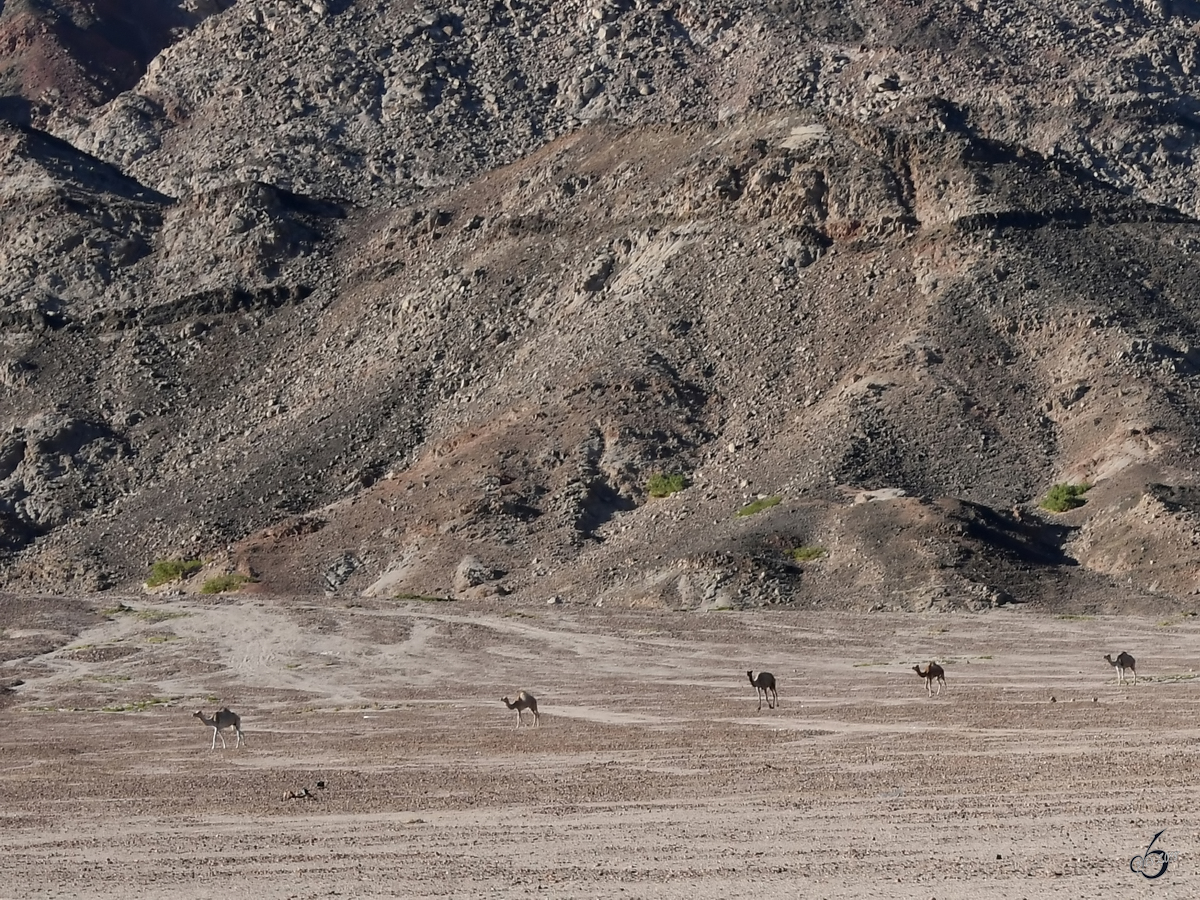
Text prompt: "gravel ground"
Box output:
[[1, 597, 1197, 898]]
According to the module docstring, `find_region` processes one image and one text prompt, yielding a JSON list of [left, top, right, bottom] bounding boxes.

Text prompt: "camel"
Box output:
[[747, 670, 777, 710], [1104, 651, 1136, 685], [501, 691, 540, 728], [912, 662, 945, 697], [193, 707, 245, 749]]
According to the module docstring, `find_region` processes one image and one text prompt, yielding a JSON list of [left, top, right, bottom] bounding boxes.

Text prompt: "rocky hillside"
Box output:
[[5, 0, 1200, 612]]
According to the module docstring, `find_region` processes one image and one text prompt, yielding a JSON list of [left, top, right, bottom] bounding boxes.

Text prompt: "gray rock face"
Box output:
[[452, 555, 506, 597], [3, 1, 1200, 614], [0, 414, 126, 549], [323, 553, 361, 593], [0, 1, 236, 116]]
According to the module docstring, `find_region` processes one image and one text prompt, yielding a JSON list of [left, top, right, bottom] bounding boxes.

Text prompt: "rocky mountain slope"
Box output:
[[5, 0, 1200, 612]]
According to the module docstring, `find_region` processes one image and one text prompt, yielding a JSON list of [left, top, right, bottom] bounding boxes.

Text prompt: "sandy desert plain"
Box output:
[[1, 591, 1199, 899]]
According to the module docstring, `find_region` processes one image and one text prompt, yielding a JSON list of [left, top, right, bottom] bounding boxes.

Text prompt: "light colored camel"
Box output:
[[193, 707, 245, 749]]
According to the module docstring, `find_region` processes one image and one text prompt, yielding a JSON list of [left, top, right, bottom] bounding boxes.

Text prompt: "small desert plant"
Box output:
[[737, 495, 782, 517], [200, 573, 255, 594], [145, 558, 203, 587], [101, 697, 178, 713], [101, 602, 135, 617], [1039, 482, 1091, 512], [788, 545, 825, 562], [135, 609, 187, 623], [646, 472, 688, 498]]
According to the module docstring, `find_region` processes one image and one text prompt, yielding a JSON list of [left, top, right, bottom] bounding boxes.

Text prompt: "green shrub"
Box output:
[[736, 495, 782, 517], [788, 545, 826, 562], [145, 558, 203, 587], [647, 472, 688, 498], [200, 573, 255, 595], [1040, 482, 1091, 513], [101, 697, 178, 713], [101, 602, 135, 616]]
